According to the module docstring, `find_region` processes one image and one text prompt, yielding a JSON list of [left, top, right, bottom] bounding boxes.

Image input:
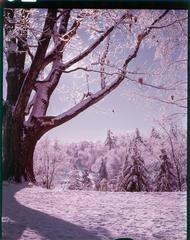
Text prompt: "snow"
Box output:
[[2, 183, 186, 240]]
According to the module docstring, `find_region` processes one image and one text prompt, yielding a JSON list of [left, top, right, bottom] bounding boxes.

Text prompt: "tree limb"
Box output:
[[136, 93, 187, 109], [26, 10, 71, 122], [14, 9, 58, 118], [40, 10, 84, 70], [62, 67, 175, 91], [148, 17, 187, 30], [63, 13, 127, 69], [38, 10, 170, 132]]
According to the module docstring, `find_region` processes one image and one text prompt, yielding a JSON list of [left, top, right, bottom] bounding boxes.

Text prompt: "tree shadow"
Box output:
[[2, 183, 111, 240]]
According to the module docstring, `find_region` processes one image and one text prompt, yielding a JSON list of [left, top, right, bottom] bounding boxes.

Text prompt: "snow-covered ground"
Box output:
[[2, 183, 186, 240]]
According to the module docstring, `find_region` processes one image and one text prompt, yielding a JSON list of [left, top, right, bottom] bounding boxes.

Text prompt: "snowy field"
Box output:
[[2, 183, 186, 240]]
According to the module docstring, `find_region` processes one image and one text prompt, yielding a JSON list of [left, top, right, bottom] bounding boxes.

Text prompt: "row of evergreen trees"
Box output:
[[117, 134, 177, 192], [87, 127, 185, 192]]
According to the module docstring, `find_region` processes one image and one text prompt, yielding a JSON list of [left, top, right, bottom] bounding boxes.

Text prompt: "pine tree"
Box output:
[[105, 130, 116, 150], [118, 140, 149, 192], [150, 128, 161, 140], [135, 128, 144, 144], [67, 169, 82, 190], [93, 158, 109, 191], [155, 149, 176, 191], [81, 169, 92, 190], [98, 158, 108, 181]]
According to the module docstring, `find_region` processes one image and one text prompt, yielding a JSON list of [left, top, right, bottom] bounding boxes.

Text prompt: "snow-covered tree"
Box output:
[[117, 139, 149, 192], [90, 157, 109, 191], [105, 150, 123, 179], [34, 138, 61, 189], [80, 169, 93, 190], [33, 124, 186, 191], [66, 169, 93, 190], [67, 169, 83, 190], [3, 9, 187, 182], [150, 128, 161, 140], [98, 158, 108, 181], [105, 129, 116, 150], [135, 128, 144, 144], [157, 121, 186, 191], [155, 149, 176, 191]]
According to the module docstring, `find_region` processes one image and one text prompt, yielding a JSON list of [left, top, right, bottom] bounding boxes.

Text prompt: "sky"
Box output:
[[3, 9, 187, 144], [44, 83, 163, 143], [44, 82, 186, 144], [43, 45, 187, 143]]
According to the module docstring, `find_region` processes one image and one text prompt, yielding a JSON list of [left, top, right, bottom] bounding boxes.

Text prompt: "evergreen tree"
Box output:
[[105, 130, 116, 150], [150, 128, 161, 140], [155, 149, 176, 191], [98, 158, 108, 181], [135, 128, 144, 144], [118, 140, 149, 192], [67, 169, 83, 190], [81, 169, 92, 190]]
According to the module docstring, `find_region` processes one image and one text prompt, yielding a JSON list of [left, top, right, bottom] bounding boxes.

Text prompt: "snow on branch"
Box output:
[[63, 67, 176, 91], [14, 9, 58, 118], [28, 12, 130, 125], [41, 10, 85, 71], [147, 16, 187, 30], [63, 13, 127, 69], [100, 35, 110, 89], [24, 93, 36, 116], [136, 93, 187, 109], [39, 10, 170, 132]]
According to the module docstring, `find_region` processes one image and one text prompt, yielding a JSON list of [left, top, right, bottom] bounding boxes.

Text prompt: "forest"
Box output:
[[34, 123, 186, 192]]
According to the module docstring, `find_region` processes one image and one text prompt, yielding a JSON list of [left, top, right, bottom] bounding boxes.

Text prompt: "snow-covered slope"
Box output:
[[2, 183, 186, 240]]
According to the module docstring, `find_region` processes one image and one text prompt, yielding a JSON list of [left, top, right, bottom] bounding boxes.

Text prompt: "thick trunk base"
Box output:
[[3, 108, 37, 183]]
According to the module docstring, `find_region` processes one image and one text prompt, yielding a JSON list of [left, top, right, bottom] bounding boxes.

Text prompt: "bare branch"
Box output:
[[156, 120, 182, 191], [136, 93, 187, 109], [100, 35, 110, 89], [125, 76, 176, 91], [63, 67, 175, 91], [148, 17, 187, 30]]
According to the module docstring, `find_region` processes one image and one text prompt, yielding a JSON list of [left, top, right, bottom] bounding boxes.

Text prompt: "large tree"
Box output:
[[3, 9, 187, 182]]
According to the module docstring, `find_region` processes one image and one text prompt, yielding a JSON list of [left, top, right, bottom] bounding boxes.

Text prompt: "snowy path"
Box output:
[[2, 184, 186, 240]]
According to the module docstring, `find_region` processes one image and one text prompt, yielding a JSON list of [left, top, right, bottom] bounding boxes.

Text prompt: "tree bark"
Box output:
[[3, 105, 37, 182], [3, 105, 23, 182]]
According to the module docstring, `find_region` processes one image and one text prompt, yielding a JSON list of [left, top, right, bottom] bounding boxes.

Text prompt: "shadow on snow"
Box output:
[[2, 183, 111, 240]]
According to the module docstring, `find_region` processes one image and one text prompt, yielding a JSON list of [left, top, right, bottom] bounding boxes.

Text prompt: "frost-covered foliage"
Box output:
[[4, 9, 187, 118], [117, 135, 150, 192], [105, 129, 116, 150], [34, 139, 64, 189], [34, 123, 186, 192], [65, 169, 93, 190], [155, 149, 176, 191]]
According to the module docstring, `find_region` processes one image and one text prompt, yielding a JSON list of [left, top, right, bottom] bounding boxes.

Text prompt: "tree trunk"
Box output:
[[22, 131, 38, 183], [3, 104, 37, 183]]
